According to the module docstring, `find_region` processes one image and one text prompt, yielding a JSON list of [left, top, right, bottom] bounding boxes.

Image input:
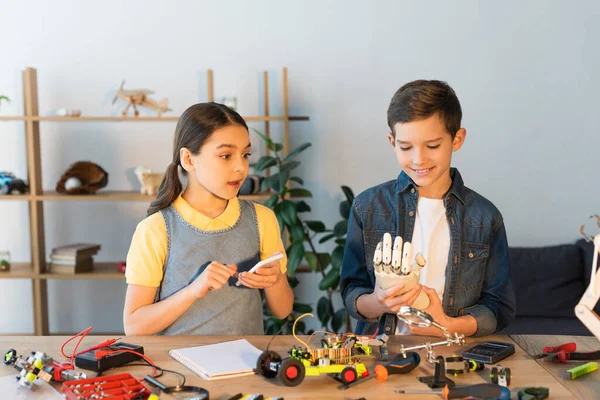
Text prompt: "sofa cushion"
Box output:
[[509, 244, 584, 318], [497, 316, 593, 336]]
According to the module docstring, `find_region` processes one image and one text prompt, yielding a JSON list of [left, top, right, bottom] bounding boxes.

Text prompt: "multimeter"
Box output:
[[462, 341, 515, 364]]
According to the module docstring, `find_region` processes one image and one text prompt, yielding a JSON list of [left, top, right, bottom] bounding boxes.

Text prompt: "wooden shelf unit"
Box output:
[[0, 67, 308, 335]]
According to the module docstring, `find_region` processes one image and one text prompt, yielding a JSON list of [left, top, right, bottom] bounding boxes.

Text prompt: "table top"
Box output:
[[511, 334, 600, 400], [0, 334, 575, 399]]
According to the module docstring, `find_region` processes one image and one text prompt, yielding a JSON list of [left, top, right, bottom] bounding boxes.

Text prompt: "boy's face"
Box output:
[[388, 113, 466, 199]]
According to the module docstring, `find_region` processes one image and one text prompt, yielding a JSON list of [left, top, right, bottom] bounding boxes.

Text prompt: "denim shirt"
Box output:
[[340, 168, 516, 337]]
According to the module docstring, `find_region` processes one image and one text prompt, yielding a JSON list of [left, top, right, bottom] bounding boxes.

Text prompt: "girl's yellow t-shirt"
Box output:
[[125, 195, 287, 287]]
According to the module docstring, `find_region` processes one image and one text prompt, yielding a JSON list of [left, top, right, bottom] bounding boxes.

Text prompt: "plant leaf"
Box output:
[[288, 275, 300, 289], [289, 176, 304, 185], [331, 245, 345, 269], [270, 171, 290, 192], [268, 142, 284, 152], [252, 128, 273, 146], [339, 200, 351, 220], [317, 296, 331, 327], [284, 143, 312, 161], [293, 302, 313, 314], [286, 242, 304, 274], [318, 233, 336, 244], [333, 220, 348, 237], [289, 222, 305, 244], [335, 238, 346, 246], [295, 200, 311, 213], [305, 220, 326, 233], [253, 155, 277, 172], [261, 176, 272, 191], [280, 160, 301, 174], [279, 200, 297, 226], [332, 309, 347, 333], [341, 185, 355, 204], [288, 188, 312, 197], [304, 252, 318, 271], [319, 268, 340, 290], [317, 253, 332, 270], [264, 194, 279, 209]]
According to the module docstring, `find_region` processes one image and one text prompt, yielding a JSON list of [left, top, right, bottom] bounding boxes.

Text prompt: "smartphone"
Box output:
[[235, 253, 284, 286]]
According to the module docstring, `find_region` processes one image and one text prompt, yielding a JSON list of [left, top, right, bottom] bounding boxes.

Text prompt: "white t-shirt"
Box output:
[[396, 197, 450, 334]]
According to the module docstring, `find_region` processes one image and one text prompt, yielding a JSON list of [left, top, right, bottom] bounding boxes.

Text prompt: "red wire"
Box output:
[[58, 326, 158, 380]]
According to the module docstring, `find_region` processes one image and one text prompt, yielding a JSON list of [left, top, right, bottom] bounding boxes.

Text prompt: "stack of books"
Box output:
[[48, 243, 101, 274]]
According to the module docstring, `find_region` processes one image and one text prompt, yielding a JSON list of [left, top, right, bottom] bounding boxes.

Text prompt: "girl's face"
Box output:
[[184, 125, 251, 201]]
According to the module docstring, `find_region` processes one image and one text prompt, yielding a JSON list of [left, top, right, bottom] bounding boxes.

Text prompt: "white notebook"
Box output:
[[169, 339, 263, 380]]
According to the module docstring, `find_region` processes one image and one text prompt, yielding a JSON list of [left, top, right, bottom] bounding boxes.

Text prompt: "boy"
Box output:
[[340, 80, 515, 337]]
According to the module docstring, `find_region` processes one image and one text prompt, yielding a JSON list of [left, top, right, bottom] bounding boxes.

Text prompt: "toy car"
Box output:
[[0, 172, 28, 195], [256, 313, 370, 387]]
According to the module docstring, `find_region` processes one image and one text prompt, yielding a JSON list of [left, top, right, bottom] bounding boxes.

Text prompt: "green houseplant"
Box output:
[[252, 129, 353, 334]]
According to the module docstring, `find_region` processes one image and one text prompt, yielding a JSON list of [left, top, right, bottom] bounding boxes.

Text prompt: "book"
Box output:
[[168, 339, 263, 380], [52, 243, 101, 255], [48, 257, 93, 273]]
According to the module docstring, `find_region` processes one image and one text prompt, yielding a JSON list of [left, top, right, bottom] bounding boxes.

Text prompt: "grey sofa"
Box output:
[[497, 239, 597, 336]]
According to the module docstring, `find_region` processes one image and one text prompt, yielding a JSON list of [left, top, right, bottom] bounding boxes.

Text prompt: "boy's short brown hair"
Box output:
[[387, 80, 462, 138]]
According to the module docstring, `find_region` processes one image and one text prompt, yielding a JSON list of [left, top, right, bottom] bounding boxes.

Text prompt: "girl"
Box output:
[[123, 103, 293, 335]]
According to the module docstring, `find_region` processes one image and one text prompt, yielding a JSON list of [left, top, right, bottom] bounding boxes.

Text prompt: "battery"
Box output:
[[74, 342, 144, 373]]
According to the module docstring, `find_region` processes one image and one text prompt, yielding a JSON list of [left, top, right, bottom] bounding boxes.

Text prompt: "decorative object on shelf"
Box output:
[[117, 261, 126, 273], [0, 171, 29, 195], [112, 80, 171, 117], [219, 96, 237, 110], [55, 108, 81, 117], [134, 166, 164, 196], [56, 161, 109, 195], [0, 95, 9, 113], [48, 243, 100, 274], [239, 174, 263, 195], [0, 250, 10, 272]]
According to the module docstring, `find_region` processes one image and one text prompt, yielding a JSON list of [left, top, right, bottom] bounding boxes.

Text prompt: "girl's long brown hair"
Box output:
[[147, 102, 248, 216]]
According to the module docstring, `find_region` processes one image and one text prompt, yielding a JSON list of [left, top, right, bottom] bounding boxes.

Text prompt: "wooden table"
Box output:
[[0, 335, 574, 399], [511, 334, 600, 399]]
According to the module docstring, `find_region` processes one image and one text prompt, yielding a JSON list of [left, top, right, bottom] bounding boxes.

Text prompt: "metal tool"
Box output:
[[396, 383, 511, 400]]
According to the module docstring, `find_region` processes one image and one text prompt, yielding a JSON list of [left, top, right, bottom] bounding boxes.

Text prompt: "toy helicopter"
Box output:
[[112, 80, 171, 117]]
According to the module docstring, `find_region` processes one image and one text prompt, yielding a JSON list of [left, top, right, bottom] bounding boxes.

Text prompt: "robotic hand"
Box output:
[[373, 233, 429, 310]]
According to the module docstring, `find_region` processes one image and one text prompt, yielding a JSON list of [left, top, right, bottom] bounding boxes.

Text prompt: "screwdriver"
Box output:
[[396, 383, 511, 400], [340, 352, 421, 390]]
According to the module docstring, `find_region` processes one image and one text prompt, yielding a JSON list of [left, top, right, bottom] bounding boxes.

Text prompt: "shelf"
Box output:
[[0, 115, 309, 122], [40, 262, 125, 280], [0, 194, 33, 201], [36, 190, 282, 202], [37, 190, 155, 201], [0, 263, 35, 279]]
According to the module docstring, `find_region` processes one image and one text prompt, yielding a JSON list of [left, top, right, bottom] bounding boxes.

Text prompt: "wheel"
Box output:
[[340, 366, 358, 385], [490, 367, 498, 384], [504, 367, 511, 386], [13, 180, 27, 194], [0, 184, 10, 195], [4, 349, 17, 365], [279, 358, 305, 387], [256, 350, 282, 379]]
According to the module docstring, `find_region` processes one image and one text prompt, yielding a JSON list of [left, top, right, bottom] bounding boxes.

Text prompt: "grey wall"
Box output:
[[1, 0, 598, 334]]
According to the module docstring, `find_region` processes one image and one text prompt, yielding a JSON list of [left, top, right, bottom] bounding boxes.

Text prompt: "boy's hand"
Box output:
[[236, 252, 283, 289], [408, 286, 452, 337], [372, 281, 423, 315], [189, 261, 237, 299]]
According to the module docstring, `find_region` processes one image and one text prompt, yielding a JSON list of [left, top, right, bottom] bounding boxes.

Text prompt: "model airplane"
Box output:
[[112, 80, 171, 117]]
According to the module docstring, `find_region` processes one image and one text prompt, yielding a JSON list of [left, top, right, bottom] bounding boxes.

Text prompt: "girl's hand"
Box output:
[[408, 286, 452, 337], [189, 261, 237, 299], [237, 253, 283, 289]]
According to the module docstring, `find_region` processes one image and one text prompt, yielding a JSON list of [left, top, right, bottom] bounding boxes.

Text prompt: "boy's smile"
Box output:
[[388, 113, 466, 199]]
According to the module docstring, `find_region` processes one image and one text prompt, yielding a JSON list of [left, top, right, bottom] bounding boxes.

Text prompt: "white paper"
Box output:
[[0, 374, 64, 399], [169, 338, 263, 380]]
